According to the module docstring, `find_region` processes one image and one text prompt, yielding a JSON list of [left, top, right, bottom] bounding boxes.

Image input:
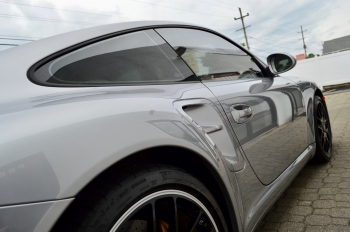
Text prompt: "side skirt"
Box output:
[[249, 144, 316, 231]]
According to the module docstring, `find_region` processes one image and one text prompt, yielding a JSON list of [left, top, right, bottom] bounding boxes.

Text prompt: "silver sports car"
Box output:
[[0, 21, 332, 232]]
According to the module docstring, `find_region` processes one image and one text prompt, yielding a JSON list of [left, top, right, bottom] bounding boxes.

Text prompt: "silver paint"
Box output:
[[0, 199, 73, 232], [0, 20, 323, 232], [203, 77, 309, 185]]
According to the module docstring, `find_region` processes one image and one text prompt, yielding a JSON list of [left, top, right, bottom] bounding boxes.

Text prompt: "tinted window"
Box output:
[[156, 28, 263, 81], [33, 30, 196, 86]]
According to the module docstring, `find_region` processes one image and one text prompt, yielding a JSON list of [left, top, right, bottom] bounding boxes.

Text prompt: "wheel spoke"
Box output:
[[110, 180, 219, 232], [314, 98, 332, 159], [190, 211, 203, 232], [174, 198, 178, 232], [324, 135, 330, 152], [317, 106, 322, 118], [325, 140, 329, 153], [317, 124, 323, 132], [320, 104, 325, 117], [325, 132, 330, 150], [152, 202, 156, 232], [323, 137, 327, 151], [320, 134, 324, 146]]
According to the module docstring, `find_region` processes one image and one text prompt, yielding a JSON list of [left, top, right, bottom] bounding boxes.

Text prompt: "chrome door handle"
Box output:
[[230, 104, 253, 123], [201, 125, 223, 134]]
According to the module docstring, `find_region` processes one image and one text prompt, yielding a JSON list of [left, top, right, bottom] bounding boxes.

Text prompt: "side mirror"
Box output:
[[267, 53, 296, 75]]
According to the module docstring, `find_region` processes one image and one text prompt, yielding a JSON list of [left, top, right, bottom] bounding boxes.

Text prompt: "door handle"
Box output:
[[230, 104, 253, 123]]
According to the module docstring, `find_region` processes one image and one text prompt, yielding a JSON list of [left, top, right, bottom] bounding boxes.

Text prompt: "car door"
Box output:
[[156, 28, 309, 185]]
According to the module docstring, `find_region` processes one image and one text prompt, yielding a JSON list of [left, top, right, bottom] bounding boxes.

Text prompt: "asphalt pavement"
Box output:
[[257, 90, 350, 232]]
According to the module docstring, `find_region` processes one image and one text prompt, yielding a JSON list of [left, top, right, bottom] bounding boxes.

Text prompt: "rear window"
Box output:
[[31, 29, 196, 86]]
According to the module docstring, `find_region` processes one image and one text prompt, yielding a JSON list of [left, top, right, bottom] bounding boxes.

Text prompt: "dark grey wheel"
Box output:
[[52, 164, 227, 232], [313, 95, 332, 162], [112, 189, 219, 232]]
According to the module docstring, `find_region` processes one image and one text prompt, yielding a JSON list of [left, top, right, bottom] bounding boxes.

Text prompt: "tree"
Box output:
[[307, 53, 315, 58], [241, 42, 245, 47]]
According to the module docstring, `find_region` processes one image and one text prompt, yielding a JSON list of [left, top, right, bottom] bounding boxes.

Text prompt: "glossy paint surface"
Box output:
[[0, 83, 234, 204], [0, 199, 72, 232], [204, 77, 309, 185], [0, 21, 321, 232]]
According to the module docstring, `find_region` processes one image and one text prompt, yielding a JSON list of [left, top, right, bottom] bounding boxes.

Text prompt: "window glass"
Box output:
[[33, 30, 196, 85], [156, 28, 263, 81]]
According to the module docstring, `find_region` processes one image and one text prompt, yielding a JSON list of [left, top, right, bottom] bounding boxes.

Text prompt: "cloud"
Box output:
[[0, 0, 349, 60]]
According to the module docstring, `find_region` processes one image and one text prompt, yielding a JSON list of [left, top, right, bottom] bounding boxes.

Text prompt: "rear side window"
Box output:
[[31, 30, 196, 86]]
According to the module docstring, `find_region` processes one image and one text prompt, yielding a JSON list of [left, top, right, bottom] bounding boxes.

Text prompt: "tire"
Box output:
[[52, 164, 228, 232], [313, 95, 332, 162]]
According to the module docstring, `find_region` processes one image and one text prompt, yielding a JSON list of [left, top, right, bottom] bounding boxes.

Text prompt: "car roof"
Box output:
[[0, 21, 203, 103]]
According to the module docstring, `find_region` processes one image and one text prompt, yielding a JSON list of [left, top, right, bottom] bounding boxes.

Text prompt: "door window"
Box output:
[[156, 28, 263, 81]]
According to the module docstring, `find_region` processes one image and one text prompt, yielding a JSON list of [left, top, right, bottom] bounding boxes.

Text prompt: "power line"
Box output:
[[249, 36, 298, 50], [248, 23, 297, 35], [126, 0, 233, 18], [232, 36, 245, 41], [0, 0, 144, 20], [0, 37, 35, 41], [198, 0, 324, 44], [0, 13, 97, 25], [191, 1, 323, 49], [251, 35, 322, 56], [207, 0, 319, 32], [192, 0, 305, 32], [0, 0, 239, 28], [248, 23, 322, 46], [1, 0, 324, 45], [249, 34, 297, 44], [0, 34, 41, 38], [207, 24, 236, 26], [192, 0, 324, 44], [250, 47, 273, 54], [206, 0, 239, 9], [192, 0, 235, 12], [248, 13, 309, 31], [193, 0, 299, 32]]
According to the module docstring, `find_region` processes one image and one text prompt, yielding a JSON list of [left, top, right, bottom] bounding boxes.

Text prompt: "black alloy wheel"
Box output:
[[114, 190, 219, 232], [52, 164, 228, 232], [313, 95, 332, 162]]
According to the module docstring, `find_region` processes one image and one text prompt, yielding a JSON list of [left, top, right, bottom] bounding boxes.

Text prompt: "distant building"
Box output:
[[323, 35, 350, 54], [296, 53, 306, 61]]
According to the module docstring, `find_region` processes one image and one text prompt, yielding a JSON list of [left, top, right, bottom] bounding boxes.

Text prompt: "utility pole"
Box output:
[[235, 8, 250, 50], [298, 26, 307, 58]]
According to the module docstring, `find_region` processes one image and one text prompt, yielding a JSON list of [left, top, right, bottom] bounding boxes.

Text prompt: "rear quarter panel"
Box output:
[[0, 84, 235, 207]]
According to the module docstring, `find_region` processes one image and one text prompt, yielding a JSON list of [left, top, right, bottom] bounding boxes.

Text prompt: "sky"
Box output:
[[1, 0, 350, 61]]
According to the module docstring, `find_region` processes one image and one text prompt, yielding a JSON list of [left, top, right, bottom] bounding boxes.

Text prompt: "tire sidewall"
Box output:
[[314, 95, 332, 162], [84, 166, 227, 232]]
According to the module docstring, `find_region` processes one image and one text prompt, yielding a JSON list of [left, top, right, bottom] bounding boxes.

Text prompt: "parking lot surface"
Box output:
[[257, 91, 350, 232]]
